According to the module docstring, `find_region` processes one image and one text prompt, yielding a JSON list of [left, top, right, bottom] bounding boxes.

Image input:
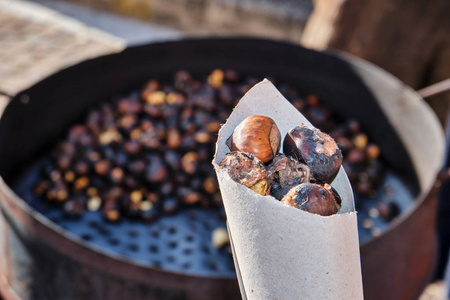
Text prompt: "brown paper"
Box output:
[[213, 79, 363, 299]]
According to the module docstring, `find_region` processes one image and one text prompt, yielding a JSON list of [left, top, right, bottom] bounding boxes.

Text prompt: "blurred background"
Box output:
[[2, 0, 449, 123], [0, 0, 449, 299]]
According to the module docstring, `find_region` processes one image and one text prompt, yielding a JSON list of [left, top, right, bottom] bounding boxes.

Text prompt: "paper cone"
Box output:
[[213, 79, 363, 299]]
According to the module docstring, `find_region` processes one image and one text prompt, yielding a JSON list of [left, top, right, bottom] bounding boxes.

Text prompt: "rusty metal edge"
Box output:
[[0, 176, 237, 294], [360, 177, 441, 300]]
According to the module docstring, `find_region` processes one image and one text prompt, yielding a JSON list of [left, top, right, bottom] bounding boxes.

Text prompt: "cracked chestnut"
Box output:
[[283, 126, 342, 183], [219, 152, 269, 196], [281, 183, 341, 216]]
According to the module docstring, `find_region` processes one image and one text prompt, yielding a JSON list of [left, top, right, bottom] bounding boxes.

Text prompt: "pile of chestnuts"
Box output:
[[33, 69, 392, 226], [219, 115, 342, 216]]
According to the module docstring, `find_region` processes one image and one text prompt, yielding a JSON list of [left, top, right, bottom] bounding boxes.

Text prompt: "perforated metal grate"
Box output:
[[14, 158, 235, 277]]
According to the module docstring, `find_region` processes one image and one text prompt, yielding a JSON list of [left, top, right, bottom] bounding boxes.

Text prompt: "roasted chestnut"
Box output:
[[226, 115, 281, 163], [283, 126, 342, 183], [267, 153, 313, 188], [281, 183, 341, 216], [218, 151, 269, 196]]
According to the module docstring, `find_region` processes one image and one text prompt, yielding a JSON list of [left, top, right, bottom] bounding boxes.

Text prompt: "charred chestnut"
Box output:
[[226, 115, 281, 163], [267, 153, 313, 188], [281, 183, 341, 216], [218, 152, 269, 196], [283, 126, 342, 183]]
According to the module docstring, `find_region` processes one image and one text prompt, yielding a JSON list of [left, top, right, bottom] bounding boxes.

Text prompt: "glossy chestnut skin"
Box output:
[[226, 115, 281, 163], [283, 126, 342, 183], [281, 183, 341, 216]]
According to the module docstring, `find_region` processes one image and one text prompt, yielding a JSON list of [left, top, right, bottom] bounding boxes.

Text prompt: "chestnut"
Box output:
[[56, 155, 71, 170], [211, 227, 230, 249], [94, 159, 111, 176], [163, 197, 179, 214], [203, 177, 218, 194], [128, 159, 146, 176], [140, 204, 159, 223], [117, 98, 143, 114], [177, 187, 202, 204], [267, 154, 312, 188], [64, 171, 75, 183], [145, 156, 167, 183], [167, 127, 181, 149], [207, 69, 224, 89], [226, 115, 281, 163], [74, 160, 90, 176], [281, 183, 341, 216], [378, 200, 400, 221], [74, 176, 89, 191], [283, 126, 342, 183], [103, 203, 121, 222], [206, 121, 221, 133], [63, 197, 85, 219], [34, 180, 50, 196], [270, 185, 294, 200], [353, 133, 368, 150], [87, 196, 102, 211], [366, 144, 381, 160], [224, 69, 240, 83], [123, 140, 142, 155], [166, 92, 185, 105], [218, 151, 269, 196], [181, 152, 199, 174], [110, 167, 125, 184]]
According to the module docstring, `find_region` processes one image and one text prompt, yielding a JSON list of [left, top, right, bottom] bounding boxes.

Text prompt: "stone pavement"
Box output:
[[0, 0, 125, 112], [32, 0, 182, 46], [0, 0, 183, 114], [0, 0, 446, 299]]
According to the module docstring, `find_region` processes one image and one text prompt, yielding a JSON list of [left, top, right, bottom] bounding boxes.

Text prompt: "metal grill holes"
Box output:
[[14, 161, 235, 276]]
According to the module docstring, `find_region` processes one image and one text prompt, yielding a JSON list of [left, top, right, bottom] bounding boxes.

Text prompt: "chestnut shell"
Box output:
[[218, 151, 269, 196], [227, 115, 281, 163], [283, 126, 342, 183], [281, 183, 341, 216]]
